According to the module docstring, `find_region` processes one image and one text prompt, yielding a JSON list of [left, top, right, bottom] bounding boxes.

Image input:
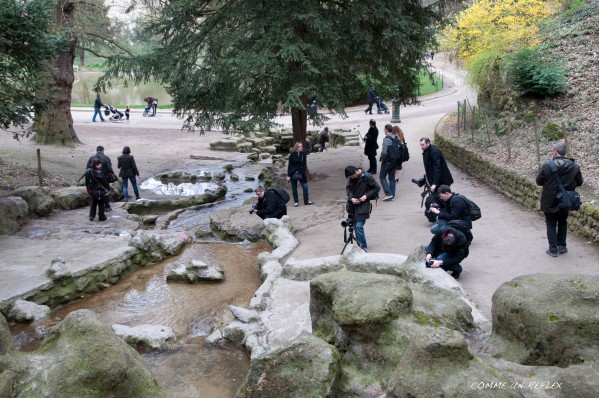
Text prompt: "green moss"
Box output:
[[549, 315, 559, 321], [413, 312, 441, 327], [542, 122, 563, 140]]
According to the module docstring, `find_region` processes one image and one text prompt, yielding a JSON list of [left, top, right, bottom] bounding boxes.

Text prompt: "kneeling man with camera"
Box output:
[[424, 222, 470, 279], [345, 166, 380, 252], [250, 186, 287, 220]]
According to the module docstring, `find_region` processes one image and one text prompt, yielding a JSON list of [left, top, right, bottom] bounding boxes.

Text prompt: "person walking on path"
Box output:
[[92, 94, 105, 122], [85, 159, 110, 222], [117, 146, 141, 202], [86, 146, 114, 212], [364, 119, 379, 175], [345, 166, 380, 252], [318, 127, 330, 152], [364, 84, 376, 115], [536, 141, 583, 257], [420, 137, 453, 193], [287, 142, 314, 207], [379, 124, 399, 201]]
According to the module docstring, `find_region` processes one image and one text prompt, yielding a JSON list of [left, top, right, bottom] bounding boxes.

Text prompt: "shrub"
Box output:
[[542, 122, 563, 140], [508, 48, 567, 98]]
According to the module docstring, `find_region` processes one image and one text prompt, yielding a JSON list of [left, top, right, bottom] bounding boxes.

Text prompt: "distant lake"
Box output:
[[72, 72, 171, 107]]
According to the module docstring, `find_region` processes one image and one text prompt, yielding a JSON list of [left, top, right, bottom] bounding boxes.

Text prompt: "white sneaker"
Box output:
[[383, 195, 394, 201]]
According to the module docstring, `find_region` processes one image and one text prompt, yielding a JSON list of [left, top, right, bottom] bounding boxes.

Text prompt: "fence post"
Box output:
[[534, 121, 541, 167], [471, 106, 475, 140], [37, 149, 43, 186], [457, 101, 461, 137], [562, 122, 570, 158], [507, 118, 512, 160], [463, 99, 467, 133]]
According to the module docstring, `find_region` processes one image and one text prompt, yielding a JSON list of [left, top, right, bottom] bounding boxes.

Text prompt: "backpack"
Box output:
[[270, 187, 290, 204], [386, 136, 403, 167], [455, 193, 482, 221], [401, 141, 410, 162], [447, 219, 473, 245]]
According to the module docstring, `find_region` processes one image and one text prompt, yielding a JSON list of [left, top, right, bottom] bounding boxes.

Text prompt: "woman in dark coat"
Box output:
[[286, 142, 314, 207], [117, 146, 140, 202], [85, 159, 110, 221], [363, 119, 379, 174]]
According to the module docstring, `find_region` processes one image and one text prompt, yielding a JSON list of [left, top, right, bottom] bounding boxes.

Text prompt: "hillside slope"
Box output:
[[441, 0, 599, 197]]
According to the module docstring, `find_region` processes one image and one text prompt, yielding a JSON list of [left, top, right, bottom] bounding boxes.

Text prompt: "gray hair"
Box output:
[[553, 141, 566, 156]]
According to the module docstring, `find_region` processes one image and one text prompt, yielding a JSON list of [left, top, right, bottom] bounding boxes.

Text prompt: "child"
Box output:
[[125, 105, 130, 121]]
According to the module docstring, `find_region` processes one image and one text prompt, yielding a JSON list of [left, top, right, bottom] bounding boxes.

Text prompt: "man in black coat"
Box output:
[[428, 185, 472, 234], [424, 224, 470, 279], [86, 145, 114, 212], [363, 119, 379, 175], [364, 84, 376, 115], [420, 137, 453, 193], [253, 186, 287, 220], [345, 166, 380, 252], [536, 141, 583, 257]]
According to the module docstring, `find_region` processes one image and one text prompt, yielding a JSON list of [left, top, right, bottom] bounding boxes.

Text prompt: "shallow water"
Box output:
[[11, 241, 270, 397]]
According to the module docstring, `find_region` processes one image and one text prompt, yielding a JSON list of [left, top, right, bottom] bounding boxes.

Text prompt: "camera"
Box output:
[[411, 177, 426, 188], [425, 260, 434, 268], [429, 203, 439, 209], [341, 218, 353, 228], [248, 204, 257, 214]]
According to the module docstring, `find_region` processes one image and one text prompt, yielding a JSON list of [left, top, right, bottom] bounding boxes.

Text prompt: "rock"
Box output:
[[5, 309, 163, 397], [209, 136, 244, 151], [258, 145, 277, 154], [46, 257, 72, 281], [237, 331, 340, 398], [230, 173, 240, 181], [112, 323, 176, 349], [236, 142, 253, 153], [7, 299, 50, 323], [229, 305, 260, 323], [258, 152, 271, 160], [129, 230, 187, 261], [0, 196, 28, 235], [487, 273, 599, 366], [52, 186, 90, 210], [247, 152, 259, 161], [166, 259, 224, 283], [210, 206, 265, 242], [13, 186, 56, 216]]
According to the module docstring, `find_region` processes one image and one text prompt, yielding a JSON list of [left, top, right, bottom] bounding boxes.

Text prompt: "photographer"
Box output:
[[345, 166, 380, 252], [251, 186, 287, 220], [424, 223, 470, 279], [419, 137, 453, 193], [428, 185, 472, 234]]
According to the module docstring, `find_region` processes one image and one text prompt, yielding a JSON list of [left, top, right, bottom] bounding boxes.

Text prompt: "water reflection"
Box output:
[[141, 177, 221, 197], [72, 71, 171, 106]]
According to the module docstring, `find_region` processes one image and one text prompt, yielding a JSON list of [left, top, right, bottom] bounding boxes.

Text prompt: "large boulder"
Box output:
[[0, 196, 28, 235], [4, 309, 164, 397], [236, 331, 340, 398], [51, 186, 90, 210], [486, 274, 599, 366], [13, 186, 55, 216]]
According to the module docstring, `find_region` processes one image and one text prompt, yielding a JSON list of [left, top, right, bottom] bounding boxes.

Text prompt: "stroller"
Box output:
[[142, 105, 152, 117], [104, 105, 125, 122], [376, 96, 390, 114]]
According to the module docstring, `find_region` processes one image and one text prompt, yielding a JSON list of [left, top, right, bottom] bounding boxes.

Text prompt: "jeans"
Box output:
[[92, 107, 105, 122], [379, 162, 396, 197], [424, 246, 463, 276], [544, 210, 569, 252], [354, 219, 367, 249], [430, 219, 447, 235], [291, 175, 309, 204], [122, 176, 140, 200]]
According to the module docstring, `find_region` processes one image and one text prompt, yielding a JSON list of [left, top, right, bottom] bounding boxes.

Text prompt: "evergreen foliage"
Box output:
[[508, 48, 567, 98], [100, 0, 444, 140], [0, 0, 65, 131]]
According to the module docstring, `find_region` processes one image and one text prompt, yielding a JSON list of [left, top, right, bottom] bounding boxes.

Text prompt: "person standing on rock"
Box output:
[[364, 119, 379, 175], [419, 137, 453, 193], [85, 159, 110, 222], [117, 146, 141, 202], [536, 141, 583, 257], [86, 146, 114, 212], [287, 142, 314, 207], [345, 165, 380, 252]]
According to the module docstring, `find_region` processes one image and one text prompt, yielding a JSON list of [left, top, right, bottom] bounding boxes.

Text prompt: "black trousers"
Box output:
[[544, 209, 569, 251]]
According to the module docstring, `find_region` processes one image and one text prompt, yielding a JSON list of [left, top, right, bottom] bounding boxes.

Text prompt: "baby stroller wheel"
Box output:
[[142, 109, 148, 117]]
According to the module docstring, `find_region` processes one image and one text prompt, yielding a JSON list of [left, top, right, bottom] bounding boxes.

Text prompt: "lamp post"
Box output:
[[391, 84, 401, 123]]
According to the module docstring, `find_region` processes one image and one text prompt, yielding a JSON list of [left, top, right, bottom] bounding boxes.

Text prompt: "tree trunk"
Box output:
[[290, 107, 308, 145], [33, 0, 82, 146]]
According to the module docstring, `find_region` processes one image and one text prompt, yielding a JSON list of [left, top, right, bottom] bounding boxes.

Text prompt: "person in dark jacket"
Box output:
[[86, 145, 114, 211], [117, 146, 140, 202], [253, 186, 287, 220], [424, 224, 470, 279], [92, 93, 105, 122], [345, 166, 380, 252], [428, 185, 472, 234], [535, 141, 583, 257], [379, 124, 399, 201], [144, 96, 158, 116], [287, 142, 314, 207], [420, 137, 453, 193], [364, 84, 376, 115], [318, 127, 330, 152], [364, 119, 379, 175], [85, 159, 110, 221]]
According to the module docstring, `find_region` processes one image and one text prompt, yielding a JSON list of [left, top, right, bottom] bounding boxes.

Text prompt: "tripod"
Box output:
[[341, 222, 356, 255]]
